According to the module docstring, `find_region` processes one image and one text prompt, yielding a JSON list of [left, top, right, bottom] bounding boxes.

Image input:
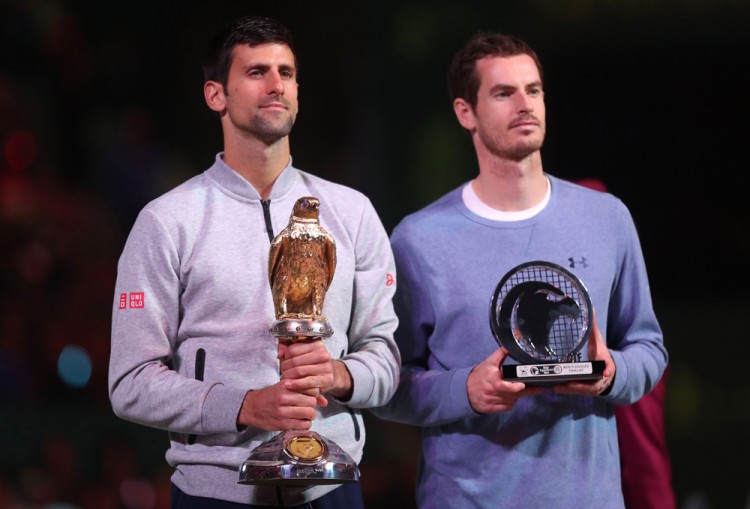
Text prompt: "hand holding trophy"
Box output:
[[239, 197, 359, 486]]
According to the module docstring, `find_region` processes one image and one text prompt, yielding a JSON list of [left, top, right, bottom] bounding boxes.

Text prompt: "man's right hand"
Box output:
[[236, 382, 320, 431], [467, 347, 544, 414]]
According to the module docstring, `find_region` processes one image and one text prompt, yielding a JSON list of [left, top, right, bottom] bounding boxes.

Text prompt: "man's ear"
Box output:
[[204, 81, 226, 112], [453, 98, 476, 132]]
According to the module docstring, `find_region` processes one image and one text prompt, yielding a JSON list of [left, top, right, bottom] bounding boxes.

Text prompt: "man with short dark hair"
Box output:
[[373, 32, 667, 508], [109, 15, 400, 508]]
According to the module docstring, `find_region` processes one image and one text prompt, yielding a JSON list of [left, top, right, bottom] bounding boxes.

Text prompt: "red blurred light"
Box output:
[[5, 129, 38, 172]]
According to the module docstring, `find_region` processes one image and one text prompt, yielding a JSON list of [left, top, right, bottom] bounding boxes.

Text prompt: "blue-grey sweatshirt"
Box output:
[[373, 175, 667, 508], [108, 154, 400, 505]]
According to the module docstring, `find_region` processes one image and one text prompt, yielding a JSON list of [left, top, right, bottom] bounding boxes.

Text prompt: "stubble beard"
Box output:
[[480, 128, 545, 162], [240, 111, 296, 145]]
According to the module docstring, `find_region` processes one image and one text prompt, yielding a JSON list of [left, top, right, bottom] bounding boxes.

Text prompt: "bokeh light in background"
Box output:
[[57, 345, 92, 389], [119, 478, 157, 509], [4, 129, 38, 173], [0, 1, 748, 508]]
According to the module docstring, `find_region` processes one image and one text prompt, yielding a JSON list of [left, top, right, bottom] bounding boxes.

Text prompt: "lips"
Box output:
[[510, 116, 539, 128], [260, 101, 288, 111]]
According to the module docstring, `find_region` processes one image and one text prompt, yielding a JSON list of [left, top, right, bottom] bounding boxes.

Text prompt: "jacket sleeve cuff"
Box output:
[[601, 350, 626, 401], [200, 383, 250, 434], [339, 359, 374, 407], [450, 366, 480, 419]]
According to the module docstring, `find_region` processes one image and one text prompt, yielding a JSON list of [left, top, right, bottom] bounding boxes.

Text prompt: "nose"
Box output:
[[266, 71, 284, 95], [516, 92, 534, 113]]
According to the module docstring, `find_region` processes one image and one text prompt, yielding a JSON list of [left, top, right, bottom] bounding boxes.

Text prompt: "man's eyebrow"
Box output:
[[241, 62, 296, 74], [243, 63, 270, 72], [487, 83, 517, 94], [487, 80, 543, 94]]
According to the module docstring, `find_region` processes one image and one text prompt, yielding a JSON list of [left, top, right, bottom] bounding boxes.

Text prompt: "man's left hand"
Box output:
[[553, 309, 616, 397]]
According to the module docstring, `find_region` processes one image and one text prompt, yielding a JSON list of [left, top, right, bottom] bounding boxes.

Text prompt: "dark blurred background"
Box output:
[[1, 1, 748, 508]]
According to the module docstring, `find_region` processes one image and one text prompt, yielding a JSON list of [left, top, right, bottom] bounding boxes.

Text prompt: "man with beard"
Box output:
[[372, 33, 667, 508], [109, 16, 400, 508]]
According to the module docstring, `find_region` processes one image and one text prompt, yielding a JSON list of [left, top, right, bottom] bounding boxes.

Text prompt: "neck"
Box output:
[[222, 135, 291, 200], [473, 151, 546, 211]]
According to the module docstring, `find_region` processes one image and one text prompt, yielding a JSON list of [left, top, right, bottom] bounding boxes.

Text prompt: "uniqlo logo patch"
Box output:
[[119, 293, 127, 309], [129, 292, 145, 309]]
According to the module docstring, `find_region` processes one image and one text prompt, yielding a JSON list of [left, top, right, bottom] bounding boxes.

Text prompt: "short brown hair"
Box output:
[[447, 33, 542, 109]]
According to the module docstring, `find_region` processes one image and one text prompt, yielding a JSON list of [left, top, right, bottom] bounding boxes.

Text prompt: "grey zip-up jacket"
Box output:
[[108, 154, 400, 505]]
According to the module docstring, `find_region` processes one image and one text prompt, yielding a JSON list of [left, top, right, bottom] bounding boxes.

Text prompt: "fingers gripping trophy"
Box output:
[[239, 197, 359, 486]]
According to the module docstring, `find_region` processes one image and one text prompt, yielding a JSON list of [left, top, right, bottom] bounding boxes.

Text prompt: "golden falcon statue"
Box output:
[[268, 196, 336, 320]]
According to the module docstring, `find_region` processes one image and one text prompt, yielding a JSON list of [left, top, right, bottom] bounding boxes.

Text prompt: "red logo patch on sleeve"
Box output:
[[386, 273, 395, 286], [129, 292, 145, 309], [119, 293, 127, 309]]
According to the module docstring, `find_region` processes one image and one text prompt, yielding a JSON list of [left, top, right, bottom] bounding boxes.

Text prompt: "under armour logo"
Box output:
[[568, 257, 588, 269]]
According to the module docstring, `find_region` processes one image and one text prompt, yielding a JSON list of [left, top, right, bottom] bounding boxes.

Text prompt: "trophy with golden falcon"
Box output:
[[239, 197, 359, 486]]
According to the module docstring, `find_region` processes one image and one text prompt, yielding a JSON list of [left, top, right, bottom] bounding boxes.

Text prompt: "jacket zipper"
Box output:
[[261, 199, 274, 242]]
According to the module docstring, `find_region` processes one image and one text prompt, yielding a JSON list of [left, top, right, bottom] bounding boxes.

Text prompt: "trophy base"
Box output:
[[502, 360, 605, 383], [238, 430, 359, 486]]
